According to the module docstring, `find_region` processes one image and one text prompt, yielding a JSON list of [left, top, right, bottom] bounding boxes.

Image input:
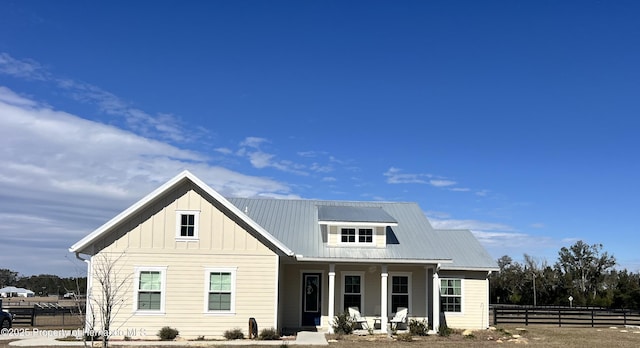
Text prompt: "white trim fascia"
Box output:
[[440, 266, 500, 272], [295, 256, 453, 264], [319, 221, 398, 227], [69, 170, 295, 257]]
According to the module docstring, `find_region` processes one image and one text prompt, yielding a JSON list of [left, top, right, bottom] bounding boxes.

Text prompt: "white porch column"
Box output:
[[380, 265, 389, 333], [425, 267, 429, 321], [328, 264, 336, 333], [432, 265, 440, 332]]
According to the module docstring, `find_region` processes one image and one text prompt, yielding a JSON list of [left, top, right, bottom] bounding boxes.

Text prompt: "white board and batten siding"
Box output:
[[91, 182, 279, 339]]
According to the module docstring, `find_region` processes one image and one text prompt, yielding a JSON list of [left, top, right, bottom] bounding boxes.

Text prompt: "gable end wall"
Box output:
[[90, 181, 279, 339]]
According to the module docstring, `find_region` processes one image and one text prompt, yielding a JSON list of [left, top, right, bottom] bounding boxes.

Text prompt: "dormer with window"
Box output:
[[318, 206, 398, 247]]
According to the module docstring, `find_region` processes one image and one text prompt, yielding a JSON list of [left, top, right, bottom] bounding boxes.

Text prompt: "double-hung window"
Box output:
[[135, 267, 166, 313], [390, 274, 411, 313], [343, 274, 363, 311], [205, 268, 236, 313], [176, 210, 200, 240], [440, 278, 462, 312]]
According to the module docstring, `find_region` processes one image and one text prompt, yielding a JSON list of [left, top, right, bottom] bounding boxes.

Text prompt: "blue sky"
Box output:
[[1, 1, 639, 277]]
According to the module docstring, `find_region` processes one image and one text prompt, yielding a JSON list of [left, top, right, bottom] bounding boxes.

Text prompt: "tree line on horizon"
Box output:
[[490, 240, 640, 309], [0, 269, 86, 297]]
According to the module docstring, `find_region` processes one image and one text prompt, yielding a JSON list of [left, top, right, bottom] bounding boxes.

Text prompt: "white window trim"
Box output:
[[175, 210, 200, 241], [340, 271, 365, 312], [388, 272, 412, 316], [338, 227, 375, 245], [204, 267, 237, 315], [440, 277, 464, 315], [133, 266, 167, 315]]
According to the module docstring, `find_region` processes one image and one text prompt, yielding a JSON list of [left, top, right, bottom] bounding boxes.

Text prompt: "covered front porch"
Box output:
[[277, 261, 444, 334]]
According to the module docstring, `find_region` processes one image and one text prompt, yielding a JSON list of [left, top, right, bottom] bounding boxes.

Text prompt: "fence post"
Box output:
[[624, 311, 627, 326], [558, 309, 562, 327], [525, 308, 529, 326], [493, 306, 498, 325], [30, 306, 35, 326], [591, 310, 594, 327]]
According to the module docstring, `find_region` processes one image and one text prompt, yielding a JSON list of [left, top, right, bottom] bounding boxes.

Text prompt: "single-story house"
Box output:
[[69, 171, 498, 339], [0, 286, 35, 298]]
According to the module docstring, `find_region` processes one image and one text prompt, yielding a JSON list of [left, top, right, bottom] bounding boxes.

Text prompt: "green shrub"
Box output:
[[408, 319, 429, 336], [396, 332, 413, 342], [196, 336, 205, 341], [331, 311, 355, 335], [438, 323, 452, 337], [158, 326, 179, 340], [259, 327, 280, 340], [224, 328, 245, 340]]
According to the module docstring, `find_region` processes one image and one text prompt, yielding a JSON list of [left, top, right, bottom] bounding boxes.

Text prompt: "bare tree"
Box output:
[[90, 252, 131, 348]]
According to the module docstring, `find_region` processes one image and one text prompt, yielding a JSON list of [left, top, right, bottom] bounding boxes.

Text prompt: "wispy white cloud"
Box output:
[[0, 86, 37, 106], [384, 167, 429, 184], [310, 162, 333, 173], [248, 151, 276, 169], [240, 136, 269, 148], [214, 147, 234, 155], [430, 179, 456, 187], [238, 138, 309, 175], [450, 187, 471, 192], [384, 167, 463, 188], [0, 87, 295, 276], [225, 137, 338, 176], [1, 52, 198, 144], [429, 217, 514, 232], [298, 150, 325, 158], [0, 53, 47, 80], [429, 214, 561, 262]]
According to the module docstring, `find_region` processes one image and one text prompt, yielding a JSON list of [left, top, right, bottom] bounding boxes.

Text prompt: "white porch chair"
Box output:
[[348, 306, 369, 329], [389, 307, 408, 330]]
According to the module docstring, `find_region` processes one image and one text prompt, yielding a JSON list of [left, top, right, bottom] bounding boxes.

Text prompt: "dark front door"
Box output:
[[301, 273, 321, 326]]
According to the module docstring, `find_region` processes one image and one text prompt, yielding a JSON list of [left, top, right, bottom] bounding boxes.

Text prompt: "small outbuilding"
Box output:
[[0, 286, 35, 298]]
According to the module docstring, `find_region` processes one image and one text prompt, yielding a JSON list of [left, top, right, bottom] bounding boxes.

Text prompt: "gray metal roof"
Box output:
[[227, 198, 498, 270], [318, 205, 397, 223]]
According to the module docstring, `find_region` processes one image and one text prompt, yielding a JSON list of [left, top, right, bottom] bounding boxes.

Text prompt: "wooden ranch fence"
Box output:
[[493, 305, 640, 327], [7, 306, 83, 327]]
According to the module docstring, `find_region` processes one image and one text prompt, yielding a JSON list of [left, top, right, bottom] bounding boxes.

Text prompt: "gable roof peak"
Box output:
[[69, 170, 294, 257]]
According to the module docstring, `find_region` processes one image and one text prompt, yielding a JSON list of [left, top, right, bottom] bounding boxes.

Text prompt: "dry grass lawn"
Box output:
[[2, 325, 640, 347], [330, 325, 640, 347]]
